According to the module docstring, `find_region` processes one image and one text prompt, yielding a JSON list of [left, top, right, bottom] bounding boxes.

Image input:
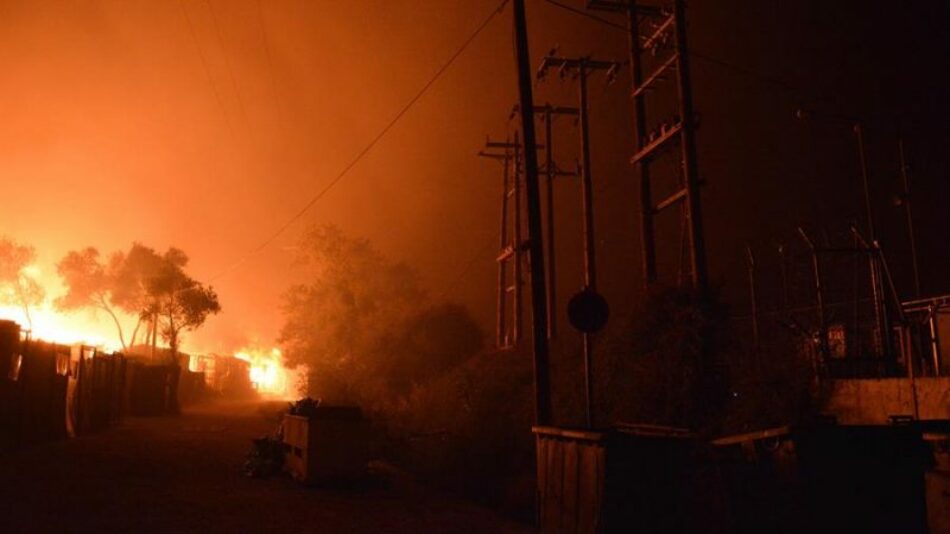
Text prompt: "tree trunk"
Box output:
[[128, 317, 142, 351], [15, 282, 33, 331], [100, 299, 127, 350], [165, 306, 181, 415], [150, 312, 157, 361], [20, 301, 32, 331]]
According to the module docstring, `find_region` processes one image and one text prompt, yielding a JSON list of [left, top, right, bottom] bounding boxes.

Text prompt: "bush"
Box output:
[[384, 347, 536, 518]]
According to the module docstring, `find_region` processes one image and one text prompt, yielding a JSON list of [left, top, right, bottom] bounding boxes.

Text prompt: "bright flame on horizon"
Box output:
[[0, 306, 122, 352], [0, 264, 303, 406], [0, 263, 124, 351], [0, 302, 121, 352], [0, 263, 134, 352], [233, 347, 301, 399]]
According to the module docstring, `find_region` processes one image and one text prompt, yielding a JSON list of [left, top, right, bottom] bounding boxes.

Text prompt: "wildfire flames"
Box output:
[[0, 264, 302, 400], [0, 302, 119, 350], [0, 264, 123, 351], [233, 347, 301, 399]]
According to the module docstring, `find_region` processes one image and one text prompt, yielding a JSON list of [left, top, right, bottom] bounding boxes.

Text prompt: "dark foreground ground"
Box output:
[[0, 402, 530, 533]]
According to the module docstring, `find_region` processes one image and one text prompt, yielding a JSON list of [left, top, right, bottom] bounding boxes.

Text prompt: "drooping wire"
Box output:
[[541, 0, 627, 31], [254, 0, 286, 128], [540, 0, 825, 102], [205, 0, 251, 127], [435, 230, 501, 302], [207, 0, 512, 282], [178, 0, 234, 136]]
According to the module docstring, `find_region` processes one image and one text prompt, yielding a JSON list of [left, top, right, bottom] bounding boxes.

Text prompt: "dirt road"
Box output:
[[0, 402, 530, 533]]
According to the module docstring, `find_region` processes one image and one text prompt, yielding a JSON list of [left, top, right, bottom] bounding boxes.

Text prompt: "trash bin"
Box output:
[[283, 406, 369, 484]]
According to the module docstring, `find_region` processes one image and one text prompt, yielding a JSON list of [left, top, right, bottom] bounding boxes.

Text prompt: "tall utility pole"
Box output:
[[854, 123, 876, 242], [795, 110, 876, 243], [591, 0, 709, 293], [799, 228, 829, 362], [796, 110, 890, 359], [512, 0, 552, 426], [537, 54, 619, 429], [512, 103, 580, 340], [479, 137, 520, 348], [898, 139, 921, 298]]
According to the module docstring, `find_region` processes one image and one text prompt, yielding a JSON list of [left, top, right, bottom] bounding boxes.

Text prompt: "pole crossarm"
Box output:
[[534, 48, 624, 429], [510, 103, 580, 118], [537, 55, 622, 82], [625, 0, 709, 292]]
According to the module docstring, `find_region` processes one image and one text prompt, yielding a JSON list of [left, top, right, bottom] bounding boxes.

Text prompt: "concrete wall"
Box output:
[[822, 378, 950, 425]]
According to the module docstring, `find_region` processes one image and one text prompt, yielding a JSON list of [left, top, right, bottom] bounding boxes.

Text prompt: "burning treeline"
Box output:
[[0, 225, 488, 404], [0, 235, 306, 397], [0, 237, 218, 355]]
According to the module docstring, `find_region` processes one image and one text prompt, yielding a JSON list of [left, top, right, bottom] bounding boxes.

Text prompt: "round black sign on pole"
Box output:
[[567, 288, 609, 333]]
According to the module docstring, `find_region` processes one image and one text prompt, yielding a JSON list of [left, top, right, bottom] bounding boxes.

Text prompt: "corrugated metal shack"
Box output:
[[0, 320, 194, 451]]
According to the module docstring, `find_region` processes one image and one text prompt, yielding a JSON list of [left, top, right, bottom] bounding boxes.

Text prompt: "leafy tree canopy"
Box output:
[[280, 225, 483, 408], [0, 236, 45, 330], [57, 242, 220, 355]]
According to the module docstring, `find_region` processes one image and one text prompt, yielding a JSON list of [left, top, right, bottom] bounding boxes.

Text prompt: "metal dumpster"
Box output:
[[283, 406, 370, 484]]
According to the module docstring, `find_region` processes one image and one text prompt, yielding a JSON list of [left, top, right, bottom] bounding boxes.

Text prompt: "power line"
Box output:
[[209, 0, 511, 282], [688, 51, 825, 102], [205, 0, 251, 127], [178, 0, 234, 136], [540, 0, 823, 101], [254, 0, 286, 128], [542, 0, 626, 31], [435, 229, 500, 301]]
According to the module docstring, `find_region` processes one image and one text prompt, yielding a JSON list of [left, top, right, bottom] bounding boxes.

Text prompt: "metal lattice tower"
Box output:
[[590, 0, 709, 293], [480, 135, 526, 349]]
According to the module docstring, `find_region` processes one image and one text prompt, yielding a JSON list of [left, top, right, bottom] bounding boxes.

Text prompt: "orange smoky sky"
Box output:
[[0, 0, 608, 354], [1, 1, 946, 354]]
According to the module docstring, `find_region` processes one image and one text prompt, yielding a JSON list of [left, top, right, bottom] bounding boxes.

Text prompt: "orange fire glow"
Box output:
[[0, 264, 125, 351], [232, 347, 301, 399]]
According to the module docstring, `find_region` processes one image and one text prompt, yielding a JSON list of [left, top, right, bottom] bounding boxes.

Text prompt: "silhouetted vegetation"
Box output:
[[388, 346, 536, 516], [278, 229, 829, 518], [599, 287, 731, 431], [277, 226, 539, 509], [279, 225, 484, 409], [57, 243, 221, 358], [0, 236, 44, 330], [56, 247, 131, 346]]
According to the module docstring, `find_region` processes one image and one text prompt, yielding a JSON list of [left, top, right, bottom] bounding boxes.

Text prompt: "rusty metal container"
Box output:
[[283, 407, 369, 484]]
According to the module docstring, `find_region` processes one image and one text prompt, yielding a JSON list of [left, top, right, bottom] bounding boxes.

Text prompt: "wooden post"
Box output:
[[512, 0, 552, 426]]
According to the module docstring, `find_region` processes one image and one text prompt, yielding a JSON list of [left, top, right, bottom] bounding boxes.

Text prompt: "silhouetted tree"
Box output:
[[0, 237, 45, 331], [140, 246, 220, 361], [56, 247, 134, 349], [110, 243, 166, 341], [280, 225, 483, 407], [57, 243, 220, 357]]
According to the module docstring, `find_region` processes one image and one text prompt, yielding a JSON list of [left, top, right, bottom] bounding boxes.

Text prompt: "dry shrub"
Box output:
[[385, 346, 535, 518]]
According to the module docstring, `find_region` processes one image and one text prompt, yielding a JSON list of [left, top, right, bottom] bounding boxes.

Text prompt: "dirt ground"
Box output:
[[0, 402, 531, 533]]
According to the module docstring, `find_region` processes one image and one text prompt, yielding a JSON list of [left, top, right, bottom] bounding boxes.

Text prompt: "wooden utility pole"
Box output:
[[898, 139, 921, 298], [512, 0, 552, 426], [481, 136, 527, 349], [479, 139, 513, 348], [610, 0, 710, 292], [512, 103, 580, 340], [537, 54, 619, 429]]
